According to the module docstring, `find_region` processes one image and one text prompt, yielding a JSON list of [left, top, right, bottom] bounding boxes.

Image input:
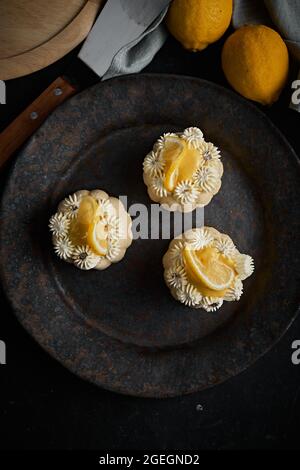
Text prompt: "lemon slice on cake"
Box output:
[[77, 195, 98, 225], [183, 246, 234, 291], [87, 221, 108, 256], [162, 137, 185, 192], [163, 227, 254, 311], [69, 195, 107, 256]]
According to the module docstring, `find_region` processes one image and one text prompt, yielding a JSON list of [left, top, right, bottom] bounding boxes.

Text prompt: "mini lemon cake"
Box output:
[[163, 227, 254, 311], [143, 127, 223, 212], [49, 190, 132, 270]]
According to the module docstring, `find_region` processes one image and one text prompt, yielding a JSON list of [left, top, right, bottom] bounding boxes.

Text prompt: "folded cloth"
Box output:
[[233, 0, 300, 112], [102, 7, 169, 81]]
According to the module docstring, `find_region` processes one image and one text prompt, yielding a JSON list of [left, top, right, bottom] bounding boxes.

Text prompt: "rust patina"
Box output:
[[0, 75, 299, 397]]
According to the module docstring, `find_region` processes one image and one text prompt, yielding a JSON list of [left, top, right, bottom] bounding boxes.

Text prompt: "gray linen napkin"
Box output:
[[233, 0, 300, 111], [102, 7, 169, 81]]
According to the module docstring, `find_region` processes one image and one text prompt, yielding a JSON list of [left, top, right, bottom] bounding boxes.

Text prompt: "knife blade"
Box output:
[[78, 0, 171, 77]]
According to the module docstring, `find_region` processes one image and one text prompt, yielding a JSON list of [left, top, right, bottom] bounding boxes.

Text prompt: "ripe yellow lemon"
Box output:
[[166, 0, 233, 51], [222, 25, 289, 105]]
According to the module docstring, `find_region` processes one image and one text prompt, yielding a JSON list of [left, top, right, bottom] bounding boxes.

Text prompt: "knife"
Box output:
[[0, 0, 170, 170]]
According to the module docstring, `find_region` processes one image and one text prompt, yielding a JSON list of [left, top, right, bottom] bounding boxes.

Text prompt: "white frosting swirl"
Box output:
[[54, 236, 74, 260], [72, 245, 100, 270], [59, 193, 81, 219], [169, 240, 185, 264], [201, 297, 224, 312], [214, 235, 237, 258], [49, 213, 70, 238], [165, 264, 188, 290], [198, 141, 221, 163], [235, 254, 255, 280], [106, 239, 121, 262], [174, 180, 199, 204], [193, 166, 219, 193], [151, 175, 169, 198], [143, 151, 165, 176], [223, 279, 243, 301], [177, 284, 202, 307], [185, 228, 213, 250], [182, 127, 204, 149]]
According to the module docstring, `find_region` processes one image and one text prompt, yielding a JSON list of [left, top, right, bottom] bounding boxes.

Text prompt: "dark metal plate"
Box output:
[[0, 75, 299, 397]]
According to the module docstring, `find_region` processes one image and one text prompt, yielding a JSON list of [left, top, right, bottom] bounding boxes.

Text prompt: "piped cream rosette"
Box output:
[[163, 227, 254, 311], [49, 190, 132, 270], [143, 127, 223, 212]]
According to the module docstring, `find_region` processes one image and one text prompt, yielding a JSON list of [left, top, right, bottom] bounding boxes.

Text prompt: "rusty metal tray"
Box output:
[[0, 75, 299, 397]]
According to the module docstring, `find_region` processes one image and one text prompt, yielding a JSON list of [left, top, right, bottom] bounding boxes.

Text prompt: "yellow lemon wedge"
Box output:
[[162, 137, 203, 192], [87, 221, 108, 256], [183, 246, 234, 291], [164, 156, 185, 192], [177, 146, 203, 182], [69, 195, 107, 256], [77, 195, 98, 226], [162, 137, 185, 192], [68, 219, 89, 245], [162, 136, 184, 162]]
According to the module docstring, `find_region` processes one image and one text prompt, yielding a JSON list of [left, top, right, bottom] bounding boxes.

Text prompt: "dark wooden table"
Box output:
[[0, 32, 299, 450]]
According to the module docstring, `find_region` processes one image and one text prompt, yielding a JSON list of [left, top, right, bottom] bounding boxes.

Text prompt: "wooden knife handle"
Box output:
[[0, 77, 77, 170]]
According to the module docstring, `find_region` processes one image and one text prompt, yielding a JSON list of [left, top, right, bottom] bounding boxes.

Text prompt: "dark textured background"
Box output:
[[0, 30, 299, 450]]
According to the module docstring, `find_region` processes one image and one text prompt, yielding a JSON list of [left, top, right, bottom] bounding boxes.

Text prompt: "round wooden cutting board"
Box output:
[[0, 0, 103, 80]]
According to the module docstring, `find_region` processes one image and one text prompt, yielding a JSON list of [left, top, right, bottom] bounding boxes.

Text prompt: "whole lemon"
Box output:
[[222, 25, 289, 105], [166, 0, 233, 51]]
